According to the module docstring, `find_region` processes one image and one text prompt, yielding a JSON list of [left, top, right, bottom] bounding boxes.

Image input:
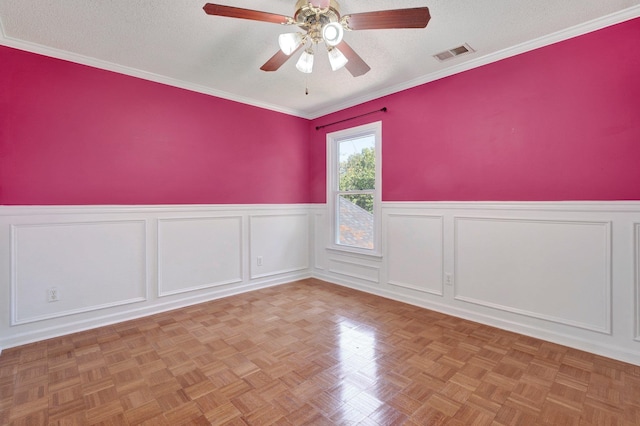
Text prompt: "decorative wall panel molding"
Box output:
[[328, 257, 380, 283], [11, 220, 148, 325], [635, 223, 640, 341], [313, 212, 327, 271], [250, 213, 309, 279], [454, 217, 611, 334], [157, 216, 243, 297], [385, 213, 444, 295]]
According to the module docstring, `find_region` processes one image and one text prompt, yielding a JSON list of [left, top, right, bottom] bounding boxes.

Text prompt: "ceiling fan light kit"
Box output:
[[322, 22, 344, 47], [327, 47, 348, 71], [203, 1, 431, 77], [278, 32, 305, 55]]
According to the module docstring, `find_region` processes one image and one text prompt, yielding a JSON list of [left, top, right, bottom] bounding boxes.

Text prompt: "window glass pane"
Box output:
[[337, 194, 374, 249], [338, 135, 375, 191]]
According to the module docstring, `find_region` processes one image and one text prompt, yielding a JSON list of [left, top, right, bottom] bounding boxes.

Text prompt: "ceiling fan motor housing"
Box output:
[[294, 1, 341, 25], [294, 0, 342, 44]]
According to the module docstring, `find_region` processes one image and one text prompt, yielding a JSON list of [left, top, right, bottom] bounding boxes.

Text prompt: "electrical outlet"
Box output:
[[445, 273, 453, 286], [47, 287, 59, 302], [257, 256, 263, 266]]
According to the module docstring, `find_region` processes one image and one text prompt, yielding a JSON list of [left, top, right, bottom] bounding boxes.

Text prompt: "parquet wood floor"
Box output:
[[1, 279, 639, 425]]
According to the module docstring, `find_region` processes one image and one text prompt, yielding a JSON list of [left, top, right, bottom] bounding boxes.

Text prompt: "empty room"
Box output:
[[1, 0, 640, 424]]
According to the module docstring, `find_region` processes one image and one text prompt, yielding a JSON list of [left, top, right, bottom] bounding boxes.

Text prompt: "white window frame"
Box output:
[[326, 121, 382, 256]]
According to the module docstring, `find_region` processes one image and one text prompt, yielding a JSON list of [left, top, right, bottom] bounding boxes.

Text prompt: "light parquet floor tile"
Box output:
[[1, 278, 639, 425]]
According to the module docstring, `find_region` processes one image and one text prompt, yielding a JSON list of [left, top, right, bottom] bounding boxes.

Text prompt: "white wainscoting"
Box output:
[[249, 214, 309, 279], [313, 212, 328, 271], [2, 202, 640, 365], [312, 202, 640, 366], [11, 220, 148, 325], [454, 217, 611, 334], [386, 213, 444, 296], [328, 256, 381, 283], [635, 222, 640, 342], [0, 204, 312, 351], [157, 216, 243, 297]]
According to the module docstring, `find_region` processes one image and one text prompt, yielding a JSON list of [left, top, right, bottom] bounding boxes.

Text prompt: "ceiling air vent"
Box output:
[[433, 43, 475, 62]]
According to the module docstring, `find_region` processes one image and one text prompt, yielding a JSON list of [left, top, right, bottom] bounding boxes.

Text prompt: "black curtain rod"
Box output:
[[315, 107, 387, 130]]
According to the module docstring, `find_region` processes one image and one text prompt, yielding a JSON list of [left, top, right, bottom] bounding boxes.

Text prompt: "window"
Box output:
[[327, 121, 381, 255]]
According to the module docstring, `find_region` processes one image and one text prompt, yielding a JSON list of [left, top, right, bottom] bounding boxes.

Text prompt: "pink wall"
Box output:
[[3, 18, 639, 205], [0, 47, 311, 205], [309, 18, 640, 202]]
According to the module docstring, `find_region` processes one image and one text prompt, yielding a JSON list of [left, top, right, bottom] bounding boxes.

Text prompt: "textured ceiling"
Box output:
[[1, 0, 639, 118]]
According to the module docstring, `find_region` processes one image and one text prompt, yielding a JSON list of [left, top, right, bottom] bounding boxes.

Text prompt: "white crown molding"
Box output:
[[2, 6, 639, 120], [307, 5, 640, 119]]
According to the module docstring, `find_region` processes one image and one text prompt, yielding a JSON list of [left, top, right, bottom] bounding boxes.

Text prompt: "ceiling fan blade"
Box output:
[[345, 7, 431, 30], [336, 41, 370, 77], [203, 3, 293, 25], [260, 45, 303, 72]]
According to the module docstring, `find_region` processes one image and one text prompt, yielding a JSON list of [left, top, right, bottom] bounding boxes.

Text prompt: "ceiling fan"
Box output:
[[203, 1, 431, 77]]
